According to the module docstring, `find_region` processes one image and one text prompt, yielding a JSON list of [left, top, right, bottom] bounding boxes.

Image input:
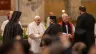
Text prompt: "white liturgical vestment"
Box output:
[[26, 22, 45, 53]]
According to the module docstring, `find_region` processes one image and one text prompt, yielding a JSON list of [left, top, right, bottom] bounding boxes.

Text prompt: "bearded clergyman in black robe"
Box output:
[[74, 6, 95, 54], [3, 11, 23, 45]]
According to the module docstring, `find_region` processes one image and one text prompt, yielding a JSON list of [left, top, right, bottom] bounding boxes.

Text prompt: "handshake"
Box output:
[[29, 34, 43, 39], [62, 33, 73, 39]]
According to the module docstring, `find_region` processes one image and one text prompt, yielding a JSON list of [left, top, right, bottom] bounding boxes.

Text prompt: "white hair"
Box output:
[[34, 16, 40, 19], [62, 13, 68, 17]]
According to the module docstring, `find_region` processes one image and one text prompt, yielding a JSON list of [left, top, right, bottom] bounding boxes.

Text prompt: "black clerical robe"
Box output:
[[44, 23, 62, 36], [40, 24, 62, 47], [74, 13, 95, 49], [59, 21, 73, 35], [3, 23, 23, 44], [3, 11, 22, 45]]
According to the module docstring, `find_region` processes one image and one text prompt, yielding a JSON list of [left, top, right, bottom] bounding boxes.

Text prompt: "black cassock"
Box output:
[[40, 24, 62, 47], [45, 16, 62, 36], [3, 11, 23, 45], [44, 24, 62, 36], [74, 13, 95, 49], [44, 23, 63, 42]]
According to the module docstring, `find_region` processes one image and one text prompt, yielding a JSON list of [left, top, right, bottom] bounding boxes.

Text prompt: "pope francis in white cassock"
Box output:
[[26, 16, 45, 54]]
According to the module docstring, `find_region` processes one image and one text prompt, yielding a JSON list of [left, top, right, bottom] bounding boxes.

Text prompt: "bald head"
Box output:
[[62, 13, 69, 22], [49, 12, 54, 16], [62, 13, 68, 17], [34, 16, 40, 20], [8, 11, 14, 20], [10, 11, 14, 14], [34, 16, 41, 25]]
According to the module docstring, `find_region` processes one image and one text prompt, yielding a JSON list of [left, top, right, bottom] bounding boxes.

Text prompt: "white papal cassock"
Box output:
[[26, 22, 45, 53]]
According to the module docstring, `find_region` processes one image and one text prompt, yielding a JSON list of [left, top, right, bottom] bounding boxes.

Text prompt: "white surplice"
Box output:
[[94, 23, 96, 36], [1, 20, 9, 36], [26, 22, 45, 53], [1, 20, 9, 32]]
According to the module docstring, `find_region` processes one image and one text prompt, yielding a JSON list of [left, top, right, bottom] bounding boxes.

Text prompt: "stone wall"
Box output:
[[0, 0, 16, 33], [45, 0, 65, 17], [45, 0, 81, 21], [19, 0, 45, 26], [69, 0, 81, 20], [0, 0, 45, 33], [82, 0, 96, 19]]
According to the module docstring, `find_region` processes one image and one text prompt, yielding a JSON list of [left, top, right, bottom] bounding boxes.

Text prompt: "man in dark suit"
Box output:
[[74, 6, 95, 54]]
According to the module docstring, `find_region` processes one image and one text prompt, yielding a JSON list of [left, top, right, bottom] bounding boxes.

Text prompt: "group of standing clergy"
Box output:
[[1, 6, 96, 54]]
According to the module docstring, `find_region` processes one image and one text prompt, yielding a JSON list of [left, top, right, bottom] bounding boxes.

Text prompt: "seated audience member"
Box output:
[[72, 42, 86, 54], [41, 34, 52, 47], [88, 45, 96, 54]]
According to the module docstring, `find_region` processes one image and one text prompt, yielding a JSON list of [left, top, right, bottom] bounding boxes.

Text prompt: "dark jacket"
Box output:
[[74, 13, 95, 49]]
